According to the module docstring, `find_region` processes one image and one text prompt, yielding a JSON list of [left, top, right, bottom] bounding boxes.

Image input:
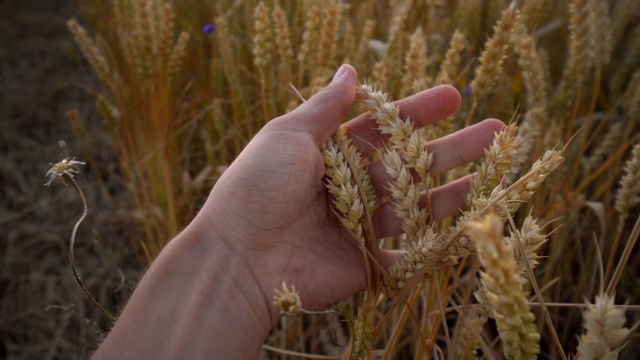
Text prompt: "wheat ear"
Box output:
[[316, 0, 342, 71], [590, 0, 612, 68], [576, 293, 632, 360], [298, 0, 322, 74], [252, 1, 272, 75], [67, 19, 115, 91], [400, 27, 428, 98], [469, 5, 519, 110], [510, 19, 547, 178], [469, 213, 540, 359], [466, 124, 518, 209], [166, 31, 189, 79], [436, 30, 466, 85], [506, 215, 548, 274], [356, 84, 433, 239], [272, 4, 293, 86], [322, 127, 377, 243]]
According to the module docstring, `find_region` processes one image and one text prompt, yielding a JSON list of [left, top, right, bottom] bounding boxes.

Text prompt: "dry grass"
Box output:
[[4, 0, 640, 358]]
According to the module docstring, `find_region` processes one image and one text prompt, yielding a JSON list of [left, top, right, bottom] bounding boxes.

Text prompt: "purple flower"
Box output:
[[465, 85, 472, 96], [202, 24, 215, 34]]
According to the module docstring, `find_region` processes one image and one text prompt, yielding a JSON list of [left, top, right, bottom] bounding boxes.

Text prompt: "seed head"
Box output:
[[273, 282, 301, 316], [45, 157, 85, 186]]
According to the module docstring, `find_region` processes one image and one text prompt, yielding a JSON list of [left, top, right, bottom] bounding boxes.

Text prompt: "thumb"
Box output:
[[275, 65, 357, 146]]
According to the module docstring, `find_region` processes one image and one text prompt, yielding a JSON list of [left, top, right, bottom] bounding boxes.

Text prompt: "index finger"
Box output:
[[343, 85, 461, 157]]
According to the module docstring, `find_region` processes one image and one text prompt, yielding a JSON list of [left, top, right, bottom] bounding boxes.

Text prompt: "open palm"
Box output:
[[194, 65, 504, 321]]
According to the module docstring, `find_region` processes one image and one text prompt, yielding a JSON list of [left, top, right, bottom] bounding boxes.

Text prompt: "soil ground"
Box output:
[[1, 1, 140, 358]]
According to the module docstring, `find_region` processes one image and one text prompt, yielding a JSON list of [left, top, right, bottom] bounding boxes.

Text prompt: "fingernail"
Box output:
[[333, 65, 348, 81]]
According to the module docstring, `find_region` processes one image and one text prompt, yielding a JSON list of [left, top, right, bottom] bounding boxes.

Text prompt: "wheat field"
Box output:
[[3, 0, 640, 358]]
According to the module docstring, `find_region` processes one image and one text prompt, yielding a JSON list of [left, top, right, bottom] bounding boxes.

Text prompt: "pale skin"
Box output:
[[92, 65, 504, 359]]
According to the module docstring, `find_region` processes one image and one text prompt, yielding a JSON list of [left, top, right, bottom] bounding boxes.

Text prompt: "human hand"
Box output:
[[189, 65, 505, 326], [92, 65, 506, 359]]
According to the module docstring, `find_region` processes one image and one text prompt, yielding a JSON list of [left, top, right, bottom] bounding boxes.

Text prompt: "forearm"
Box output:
[[92, 224, 273, 359]]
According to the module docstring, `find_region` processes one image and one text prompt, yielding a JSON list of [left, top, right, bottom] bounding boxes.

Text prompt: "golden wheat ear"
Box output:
[[576, 293, 632, 360], [468, 213, 541, 359]]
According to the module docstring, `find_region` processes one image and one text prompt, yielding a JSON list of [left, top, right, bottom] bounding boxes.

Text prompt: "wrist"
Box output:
[[195, 191, 285, 326], [169, 220, 275, 354], [94, 217, 274, 359]]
